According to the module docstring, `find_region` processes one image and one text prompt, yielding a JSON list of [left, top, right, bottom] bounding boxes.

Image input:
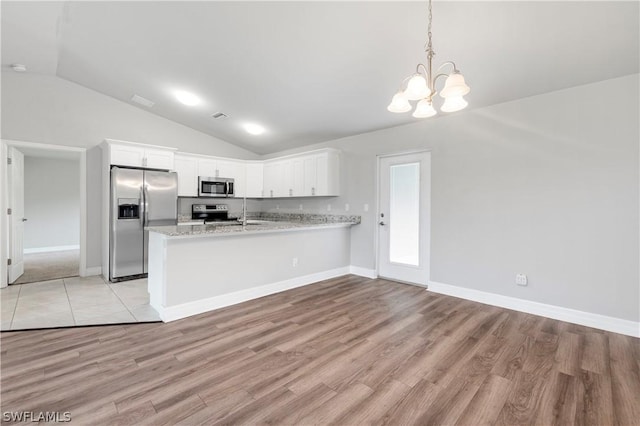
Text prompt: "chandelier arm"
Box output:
[[416, 63, 429, 78], [435, 61, 459, 73], [433, 72, 451, 86]]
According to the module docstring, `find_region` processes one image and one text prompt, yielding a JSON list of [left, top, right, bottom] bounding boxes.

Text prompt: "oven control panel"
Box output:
[[192, 204, 228, 212]]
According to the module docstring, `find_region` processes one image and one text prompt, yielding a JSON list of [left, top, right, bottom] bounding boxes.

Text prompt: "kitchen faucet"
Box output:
[[239, 196, 248, 226]]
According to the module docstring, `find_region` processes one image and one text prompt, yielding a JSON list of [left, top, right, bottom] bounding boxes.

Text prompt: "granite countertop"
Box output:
[[153, 213, 361, 239]]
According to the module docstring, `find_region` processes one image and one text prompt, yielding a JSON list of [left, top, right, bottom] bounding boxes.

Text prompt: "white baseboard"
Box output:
[[24, 245, 80, 254], [349, 265, 377, 279], [156, 266, 351, 322], [80, 266, 102, 277], [428, 280, 640, 338]]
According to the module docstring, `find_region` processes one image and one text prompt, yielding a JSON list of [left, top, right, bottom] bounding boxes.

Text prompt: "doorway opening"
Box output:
[[377, 151, 431, 286], [8, 146, 82, 284]]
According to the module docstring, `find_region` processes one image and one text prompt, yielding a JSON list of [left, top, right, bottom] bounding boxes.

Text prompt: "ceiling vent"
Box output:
[[211, 112, 228, 119], [131, 94, 155, 108]]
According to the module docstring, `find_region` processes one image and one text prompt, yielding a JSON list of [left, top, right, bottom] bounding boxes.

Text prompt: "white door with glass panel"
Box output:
[[378, 152, 430, 286]]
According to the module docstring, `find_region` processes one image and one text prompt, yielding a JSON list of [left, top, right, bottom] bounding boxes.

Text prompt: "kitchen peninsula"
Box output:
[[146, 213, 360, 321]]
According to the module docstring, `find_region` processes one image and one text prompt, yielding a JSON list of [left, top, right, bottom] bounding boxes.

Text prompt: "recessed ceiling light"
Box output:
[[174, 90, 201, 106], [244, 123, 266, 135], [11, 64, 27, 72]]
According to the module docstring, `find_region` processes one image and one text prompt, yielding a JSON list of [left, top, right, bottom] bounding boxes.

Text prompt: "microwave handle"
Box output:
[[227, 181, 234, 196]]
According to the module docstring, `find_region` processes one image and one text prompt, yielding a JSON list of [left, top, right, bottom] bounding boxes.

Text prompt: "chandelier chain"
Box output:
[[426, 0, 434, 58]]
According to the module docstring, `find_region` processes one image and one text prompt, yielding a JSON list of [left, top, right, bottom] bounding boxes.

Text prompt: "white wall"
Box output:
[[261, 74, 640, 323], [1, 72, 261, 269], [23, 156, 80, 250]]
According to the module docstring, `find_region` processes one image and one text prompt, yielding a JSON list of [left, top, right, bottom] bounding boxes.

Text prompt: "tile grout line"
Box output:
[[9, 284, 22, 329], [62, 278, 78, 326], [106, 279, 140, 322]]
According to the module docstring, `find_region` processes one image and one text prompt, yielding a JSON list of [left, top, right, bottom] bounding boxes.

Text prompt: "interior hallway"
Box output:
[[13, 249, 80, 285]]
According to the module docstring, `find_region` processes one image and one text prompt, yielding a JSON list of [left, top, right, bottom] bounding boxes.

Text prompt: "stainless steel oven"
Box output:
[[198, 176, 234, 197]]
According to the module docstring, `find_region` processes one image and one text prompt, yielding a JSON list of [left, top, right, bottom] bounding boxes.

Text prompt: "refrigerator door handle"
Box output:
[[139, 186, 145, 227], [144, 185, 150, 226]]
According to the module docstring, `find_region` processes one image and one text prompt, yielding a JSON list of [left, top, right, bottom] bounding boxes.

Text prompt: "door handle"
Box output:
[[144, 185, 150, 226], [21, 218, 27, 222], [379, 221, 386, 226]]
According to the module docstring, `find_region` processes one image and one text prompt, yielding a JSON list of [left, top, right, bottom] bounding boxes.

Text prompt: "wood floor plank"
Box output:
[[455, 374, 512, 426], [575, 369, 615, 425], [1, 275, 637, 425], [534, 371, 578, 426], [555, 331, 584, 376]]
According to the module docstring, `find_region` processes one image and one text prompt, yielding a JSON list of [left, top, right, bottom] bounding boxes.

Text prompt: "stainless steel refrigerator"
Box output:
[[110, 166, 178, 281]]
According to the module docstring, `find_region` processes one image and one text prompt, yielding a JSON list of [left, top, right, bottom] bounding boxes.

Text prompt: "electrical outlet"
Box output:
[[345, 203, 350, 211], [299, 204, 303, 211], [327, 204, 332, 211], [364, 204, 369, 212], [276, 205, 280, 210], [292, 257, 298, 267], [516, 274, 528, 286]]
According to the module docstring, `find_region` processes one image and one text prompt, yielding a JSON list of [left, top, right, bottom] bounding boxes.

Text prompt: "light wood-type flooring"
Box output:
[[1, 275, 639, 425]]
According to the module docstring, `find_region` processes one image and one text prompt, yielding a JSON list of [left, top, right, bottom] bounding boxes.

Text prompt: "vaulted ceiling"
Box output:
[[2, 1, 638, 154]]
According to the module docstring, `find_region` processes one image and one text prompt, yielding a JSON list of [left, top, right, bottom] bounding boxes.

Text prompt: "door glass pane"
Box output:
[[389, 162, 420, 266]]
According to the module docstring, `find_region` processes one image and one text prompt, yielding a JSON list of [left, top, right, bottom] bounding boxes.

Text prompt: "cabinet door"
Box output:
[[174, 155, 198, 197], [245, 162, 264, 198], [281, 160, 294, 197], [315, 151, 340, 196], [110, 144, 144, 167], [263, 162, 283, 198], [144, 149, 174, 170], [303, 156, 317, 196], [292, 158, 305, 197], [315, 154, 328, 196], [197, 159, 218, 178]]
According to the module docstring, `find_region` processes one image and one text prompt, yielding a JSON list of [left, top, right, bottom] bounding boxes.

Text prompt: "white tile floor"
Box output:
[[0, 276, 160, 330]]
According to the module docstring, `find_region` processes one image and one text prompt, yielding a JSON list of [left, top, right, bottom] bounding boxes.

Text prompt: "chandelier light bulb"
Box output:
[[439, 72, 470, 98], [412, 99, 437, 118], [440, 95, 468, 113], [387, 91, 411, 113], [405, 74, 430, 101]]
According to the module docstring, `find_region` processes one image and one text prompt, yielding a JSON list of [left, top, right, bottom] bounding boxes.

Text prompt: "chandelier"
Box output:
[[387, 0, 470, 118]]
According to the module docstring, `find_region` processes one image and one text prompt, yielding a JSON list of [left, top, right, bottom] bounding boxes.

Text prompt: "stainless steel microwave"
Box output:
[[198, 176, 234, 197]]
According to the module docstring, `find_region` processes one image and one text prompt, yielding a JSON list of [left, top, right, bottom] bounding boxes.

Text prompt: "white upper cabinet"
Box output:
[[263, 161, 284, 198], [313, 150, 340, 196], [245, 162, 264, 198], [174, 154, 198, 197], [262, 149, 340, 198], [170, 147, 340, 200], [107, 140, 175, 170], [197, 158, 218, 178]]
